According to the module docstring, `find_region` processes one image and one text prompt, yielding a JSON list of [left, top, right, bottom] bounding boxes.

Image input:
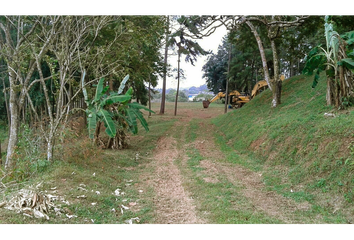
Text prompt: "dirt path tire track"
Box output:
[[193, 121, 312, 223], [140, 106, 313, 223], [144, 115, 205, 224]]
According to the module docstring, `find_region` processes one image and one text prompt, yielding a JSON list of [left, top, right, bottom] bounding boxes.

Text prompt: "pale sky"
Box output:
[[157, 25, 228, 90]]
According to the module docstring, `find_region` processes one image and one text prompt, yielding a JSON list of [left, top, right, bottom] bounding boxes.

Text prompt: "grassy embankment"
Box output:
[[213, 73, 354, 223]]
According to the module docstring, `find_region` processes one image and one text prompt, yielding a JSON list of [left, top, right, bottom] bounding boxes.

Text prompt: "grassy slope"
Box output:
[[213, 73, 354, 222]]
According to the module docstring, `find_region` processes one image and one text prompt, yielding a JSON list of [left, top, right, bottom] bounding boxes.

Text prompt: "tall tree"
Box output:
[[0, 16, 61, 169], [168, 21, 208, 116], [159, 16, 170, 115], [183, 15, 309, 107]]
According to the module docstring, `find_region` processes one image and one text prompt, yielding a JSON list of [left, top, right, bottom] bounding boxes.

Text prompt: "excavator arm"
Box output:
[[208, 92, 226, 103], [251, 75, 285, 98]]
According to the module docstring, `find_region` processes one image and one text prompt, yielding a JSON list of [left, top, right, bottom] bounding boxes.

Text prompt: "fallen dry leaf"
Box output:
[[2, 184, 69, 221], [121, 204, 129, 210]]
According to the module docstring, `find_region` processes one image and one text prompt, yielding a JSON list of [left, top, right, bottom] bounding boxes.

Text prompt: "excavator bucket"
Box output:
[[202, 100, 210, 108]]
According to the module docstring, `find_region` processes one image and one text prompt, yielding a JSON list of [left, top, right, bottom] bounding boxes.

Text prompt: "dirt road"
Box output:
[[139, 105, 313, 224]]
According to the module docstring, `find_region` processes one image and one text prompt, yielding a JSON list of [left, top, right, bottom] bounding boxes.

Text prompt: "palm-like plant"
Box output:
[[168, 24, 209, 116], [303, 16, 354, 107], [82, 71, 154, 148]]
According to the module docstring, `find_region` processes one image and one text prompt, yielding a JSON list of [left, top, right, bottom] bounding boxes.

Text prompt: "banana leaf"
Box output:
[[100, 95, 131, 107], [88, 111, 97, 139], [130, 108, 150, 132], [128, 102, 155, 113], [338, 58, 354, 70], [118, 75, 129, 94], [125, 108, 138, 134], [94, 77, 105, 102], [99, 109, 116, 138], [341, 30, 354, 46], [125, 87, 133, 96]]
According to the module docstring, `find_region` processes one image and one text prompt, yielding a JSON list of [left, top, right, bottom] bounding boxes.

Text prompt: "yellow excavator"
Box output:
[[203, 75, 285, 109], [204, 90, 250, 108], [251, 75, 285, 98]]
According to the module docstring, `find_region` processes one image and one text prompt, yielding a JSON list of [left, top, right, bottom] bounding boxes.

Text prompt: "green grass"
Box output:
[[179, 119, 281, 223], [0, 103, 176, 224], [2, 80, 354, 224], [212, 73, 354, 223]]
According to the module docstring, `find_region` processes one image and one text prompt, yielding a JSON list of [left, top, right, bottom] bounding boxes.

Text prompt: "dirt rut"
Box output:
[[194, 122, 311, 223], [149, 135, 204, 224]]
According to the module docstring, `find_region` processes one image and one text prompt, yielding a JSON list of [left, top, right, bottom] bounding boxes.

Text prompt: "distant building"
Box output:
[[188, 94, 198, 101]]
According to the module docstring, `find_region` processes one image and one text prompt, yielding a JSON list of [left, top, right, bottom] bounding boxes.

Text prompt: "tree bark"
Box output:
[[47, 130, 54, 162], [160, 16, 169, 115], [224, 43, 232, 113], [1, 77, 10, 127], [174, 51, 181, 116], [148, 77, 152, 117], [5, 70, 20, 169], [245, 21, 272, 91], [290, 59, 294, 77], [270, 39, 282, 108]]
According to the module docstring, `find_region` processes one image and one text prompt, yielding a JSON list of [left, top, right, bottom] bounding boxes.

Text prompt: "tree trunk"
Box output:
[[47, 130, 54, 162], [148, 78, 152, 117], [5, 71, 20, 169], [270, 39, 282, 108], [2, 77, 10, 127], [174, 51, 181, 116], [224, 43, 232, 113], [290, 59, 294, 77], [245, 21, 272, 91], [0, 140, 2, 166], [159, 16, 169, 115]]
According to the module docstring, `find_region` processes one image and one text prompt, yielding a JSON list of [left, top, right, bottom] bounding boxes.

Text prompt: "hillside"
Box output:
[[213, 73, 354, 221]]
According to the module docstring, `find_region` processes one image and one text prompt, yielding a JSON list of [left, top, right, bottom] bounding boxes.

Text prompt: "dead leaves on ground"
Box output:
[[0, 178, 141, 223]]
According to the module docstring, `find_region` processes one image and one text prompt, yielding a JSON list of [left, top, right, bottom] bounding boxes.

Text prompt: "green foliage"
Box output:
[[302, 46, 327, 88], [165, 89, 188, 102], [82, 72, 154, 140], [303, 16, 354, 89]]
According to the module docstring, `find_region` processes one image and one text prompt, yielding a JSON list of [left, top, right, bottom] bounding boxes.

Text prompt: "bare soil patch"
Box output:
[[144, 134, 205, 224], [250, 135, 268, 151]]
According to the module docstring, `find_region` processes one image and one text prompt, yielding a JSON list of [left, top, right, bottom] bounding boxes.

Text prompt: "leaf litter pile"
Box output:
[[0, 178, 140, 224], [0, 182, 70, 220]]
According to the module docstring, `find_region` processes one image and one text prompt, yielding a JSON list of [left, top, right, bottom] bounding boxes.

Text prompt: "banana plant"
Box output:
[[81, 70, 154, 142], [303, 16, 354, 88]]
